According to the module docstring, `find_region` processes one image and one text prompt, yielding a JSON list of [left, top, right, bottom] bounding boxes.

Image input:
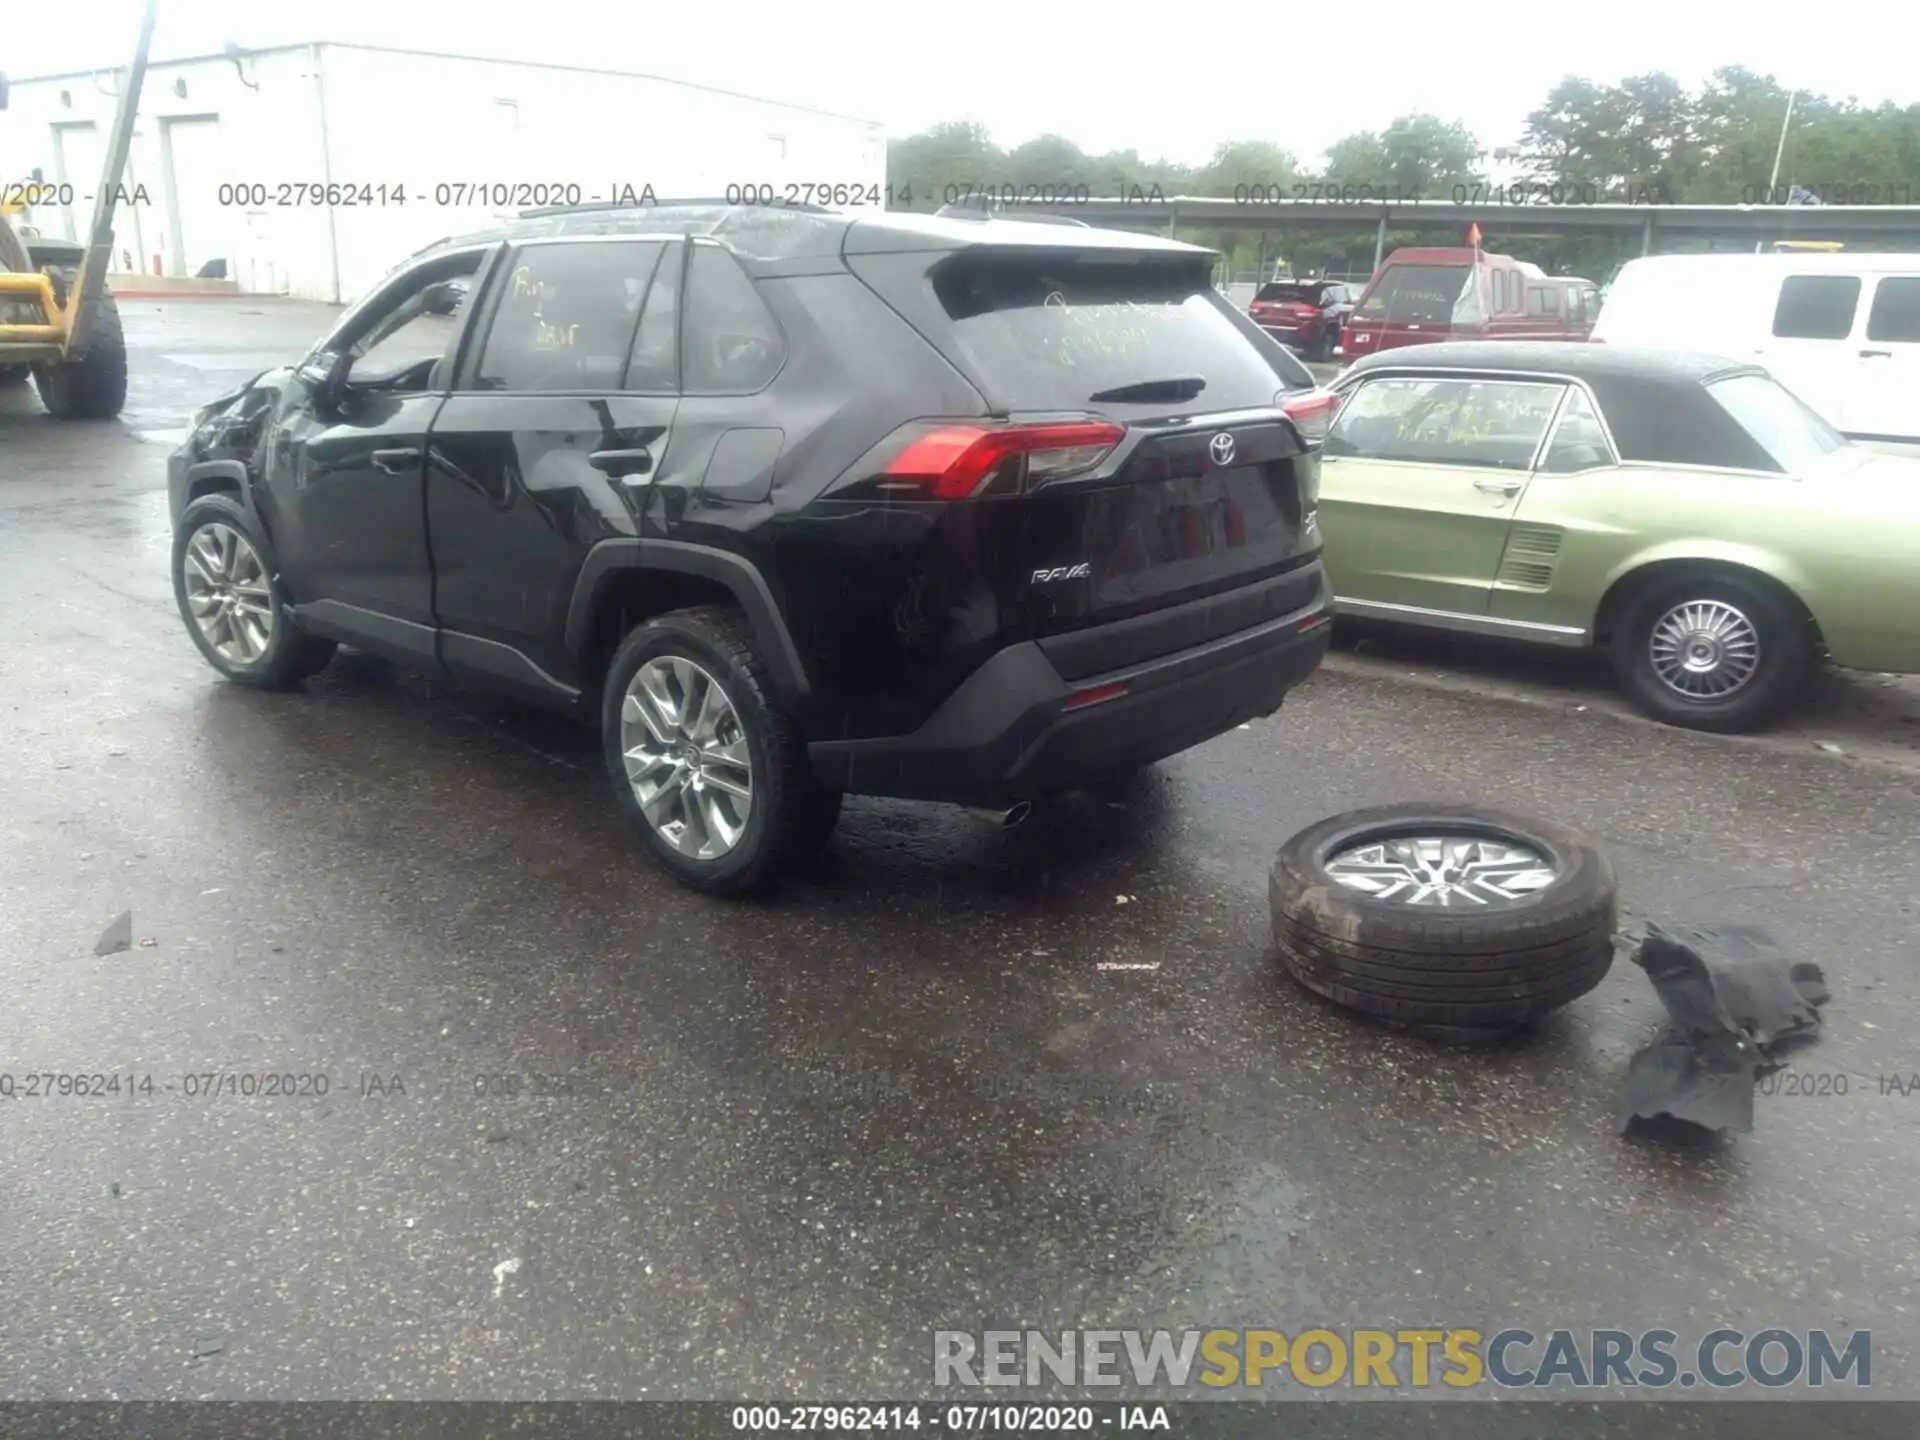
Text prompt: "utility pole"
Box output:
[[1758, 89, 1798, 254], [1768, 90, 1798, 196]]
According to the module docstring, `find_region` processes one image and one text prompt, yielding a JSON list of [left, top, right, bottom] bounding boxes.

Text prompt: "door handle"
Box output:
[[589, 447, 655, 480], [1860, 348, 1893, 358], [370, 447, 420, 475], [1474, 478, 1524, 496]]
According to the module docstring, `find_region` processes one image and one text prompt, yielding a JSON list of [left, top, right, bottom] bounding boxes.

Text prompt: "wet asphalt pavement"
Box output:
[[2, 302, 1919, 1423]]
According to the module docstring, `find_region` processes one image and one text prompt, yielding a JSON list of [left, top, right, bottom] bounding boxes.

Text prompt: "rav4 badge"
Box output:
[[1031, 563, 1092, 583]]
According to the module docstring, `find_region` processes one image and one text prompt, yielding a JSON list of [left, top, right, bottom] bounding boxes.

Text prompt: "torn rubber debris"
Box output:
[[1619, 922, 1830, 1134], [93, 910, 133, 956]]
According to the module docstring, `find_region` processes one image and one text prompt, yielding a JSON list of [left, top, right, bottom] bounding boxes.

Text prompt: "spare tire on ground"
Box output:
[[1270, 804, 1617, 1040]]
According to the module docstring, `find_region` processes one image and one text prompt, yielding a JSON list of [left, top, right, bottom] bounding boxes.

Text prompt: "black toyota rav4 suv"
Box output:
[[168, 201, 1333, 893]]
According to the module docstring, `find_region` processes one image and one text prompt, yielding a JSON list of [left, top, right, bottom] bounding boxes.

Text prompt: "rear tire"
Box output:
[[1608, 571, 1814, 733], [32, 269, 128, 420], [172, 494, 337, 688], [601, 605, 830, 896]]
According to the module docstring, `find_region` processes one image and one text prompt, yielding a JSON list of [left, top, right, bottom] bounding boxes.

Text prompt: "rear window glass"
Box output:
[[1771, 275, 1861, 340], [1706, 373, 1848, 472], [931, 256, 1286, 412], [1356, 265, 1473, 325], [1254, 283, 1325, 304]]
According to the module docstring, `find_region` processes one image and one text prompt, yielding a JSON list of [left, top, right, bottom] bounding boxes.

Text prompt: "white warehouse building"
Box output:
[[0, 43, 886, 302]]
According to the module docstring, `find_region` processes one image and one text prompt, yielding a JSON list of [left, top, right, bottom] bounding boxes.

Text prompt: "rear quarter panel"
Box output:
[[1497, 463, 1920, 673]]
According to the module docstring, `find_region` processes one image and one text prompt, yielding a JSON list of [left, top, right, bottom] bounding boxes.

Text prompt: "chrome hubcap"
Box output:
[[1325, 833, 1559, 907], [182, 522, 276, 664], [619, 656, 754, 860], [1648, 599, 1760, 700]]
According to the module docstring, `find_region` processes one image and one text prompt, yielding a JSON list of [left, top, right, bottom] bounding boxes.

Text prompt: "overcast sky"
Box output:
[[12, 0, 1912, 167]]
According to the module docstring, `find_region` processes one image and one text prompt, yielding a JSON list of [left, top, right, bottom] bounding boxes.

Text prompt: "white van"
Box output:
[[1589, 253, 1920, 446]]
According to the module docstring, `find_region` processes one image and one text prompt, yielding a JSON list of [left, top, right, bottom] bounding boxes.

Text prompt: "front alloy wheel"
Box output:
[[171, 494, 336, 688], [182, 522, 277, 665], [619, 656, 755, 860]]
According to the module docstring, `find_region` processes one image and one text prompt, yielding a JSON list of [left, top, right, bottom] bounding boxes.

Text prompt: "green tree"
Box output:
[[1004, 134, 1094, 192], [887, 121, 1002, 211], [1324, 113, 1484, 197], [1518, 73, 1695, 200]]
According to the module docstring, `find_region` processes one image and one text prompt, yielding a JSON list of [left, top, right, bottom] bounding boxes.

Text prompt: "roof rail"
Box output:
[[517, 195, 837, 219]]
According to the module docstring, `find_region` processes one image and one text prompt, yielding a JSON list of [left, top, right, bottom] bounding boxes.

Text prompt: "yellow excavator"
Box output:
[[0, 0, 154, 418]]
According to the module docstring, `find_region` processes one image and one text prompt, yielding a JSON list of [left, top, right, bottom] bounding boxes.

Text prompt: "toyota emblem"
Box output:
[[1208, 432, 1237, 466]]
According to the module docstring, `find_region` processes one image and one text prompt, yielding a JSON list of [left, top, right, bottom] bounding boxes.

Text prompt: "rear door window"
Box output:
[[1772, 275, 1862, 340], [1865, 276, 1920, 342], [929, 254, 1287, 413], [472, 240, 664, 393], [1325, 377, 1566, 468]]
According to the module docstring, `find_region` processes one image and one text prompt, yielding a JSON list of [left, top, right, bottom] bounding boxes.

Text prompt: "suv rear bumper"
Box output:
[[806, 564, 1332, 803]]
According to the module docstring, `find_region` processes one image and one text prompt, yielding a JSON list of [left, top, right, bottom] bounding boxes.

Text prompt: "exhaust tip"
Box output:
[[958, 802, 1034, 829]]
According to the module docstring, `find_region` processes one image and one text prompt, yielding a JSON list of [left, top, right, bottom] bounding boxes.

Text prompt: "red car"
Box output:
[[1337, 247, 1598, 358], [1248, 279, 1360, 360]]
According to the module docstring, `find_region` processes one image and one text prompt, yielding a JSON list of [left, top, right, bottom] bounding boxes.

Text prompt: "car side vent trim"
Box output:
[[1498, 526, 1563, 591]]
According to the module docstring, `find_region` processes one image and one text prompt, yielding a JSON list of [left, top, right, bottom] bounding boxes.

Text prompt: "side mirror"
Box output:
[[421, 280, 466, 317], [297, 350, 352, 406]]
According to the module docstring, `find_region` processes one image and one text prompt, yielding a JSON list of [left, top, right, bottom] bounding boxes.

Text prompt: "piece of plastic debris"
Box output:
[[491, 1257, 522, 1298], [192, 1335, 225, 1360], [137, 937, 158, 949], [1618, 922, 1829, 1135], [1115, 895, 1130, 905], [1816, 741, 1844, 754], [93, 911, 133, 956]]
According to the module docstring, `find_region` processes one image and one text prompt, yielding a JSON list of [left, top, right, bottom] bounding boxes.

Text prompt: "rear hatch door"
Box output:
[[1348, 262, 1476, 353], [844, 240, 1321, 664]]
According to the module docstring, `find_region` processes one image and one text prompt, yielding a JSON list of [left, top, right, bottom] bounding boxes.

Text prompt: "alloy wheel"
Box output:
[[1324, 833, 1560, 908], [1647, 599, 1761, 700], [618, 656, 755, 860], [182, 522, 277, 664]]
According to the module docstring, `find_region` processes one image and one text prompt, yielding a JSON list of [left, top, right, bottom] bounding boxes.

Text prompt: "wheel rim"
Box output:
[[182, 522, 276, 664], [1324, 832, 1560, 907], [618, 656, 754, 860], [1647, 598, 1760, 700]]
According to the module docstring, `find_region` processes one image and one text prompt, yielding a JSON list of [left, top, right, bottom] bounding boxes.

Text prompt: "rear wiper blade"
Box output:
[[1087, 375, 1207, 403]]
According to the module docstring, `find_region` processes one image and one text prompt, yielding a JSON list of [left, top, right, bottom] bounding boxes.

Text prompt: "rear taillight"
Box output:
[[877, 420, 1125, 500], [1281, 391, 1338, 446]]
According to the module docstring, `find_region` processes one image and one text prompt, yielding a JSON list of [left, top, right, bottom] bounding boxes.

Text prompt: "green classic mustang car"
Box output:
[[1319, 342, 1920, 732]]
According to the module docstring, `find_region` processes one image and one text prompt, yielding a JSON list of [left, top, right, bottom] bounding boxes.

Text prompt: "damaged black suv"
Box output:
[[168, 201, 1332, 893]]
